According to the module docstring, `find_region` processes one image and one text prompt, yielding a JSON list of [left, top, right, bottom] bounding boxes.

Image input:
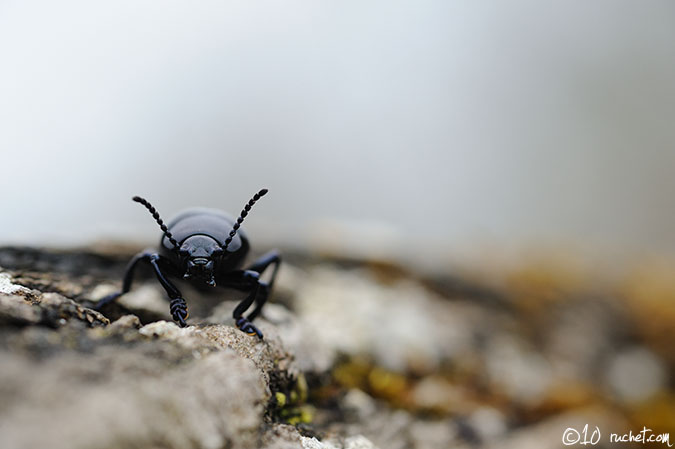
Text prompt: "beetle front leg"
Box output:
[[147, 255, 189, 327], [95, 252, 189, 327]]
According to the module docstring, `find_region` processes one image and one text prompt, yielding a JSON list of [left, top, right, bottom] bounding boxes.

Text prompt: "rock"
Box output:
[[465, 407, 508, 442], [544, 298, 624, 382], [622, 262, 675, 365], [482, 407, 627, 449], [252, 302, 335, 373], [0, 247, 672, 449], [409, 376, 475, 414], [39, 292, 110, 326], [261, 424, 307, 449], [342, 435, 380, 449], [262, 425, 379, 449], [109, 314, 142, 331], [291, 267, 476, 373], [342, 389, 378, 421], [0, 294, 42, 325], [484, 336, 553, 406], [91, 282, 172, 324], [0, 264, 300, 449], [0, 348, 265, 449], [408, 420, 458, 449], [0, 308, 299, 449], [197, 324, 297, 389], [0, 287, 109, 328], [302, 436, 340, 449], [0, 272, 33, 295], [138, 319, 196, 340], [343, 408, 414, 449], [606, 346, 668, 403]]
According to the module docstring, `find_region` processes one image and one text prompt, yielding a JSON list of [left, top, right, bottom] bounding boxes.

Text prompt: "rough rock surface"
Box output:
[[0, 251, 377, 449], [0, 247, 673, 448]]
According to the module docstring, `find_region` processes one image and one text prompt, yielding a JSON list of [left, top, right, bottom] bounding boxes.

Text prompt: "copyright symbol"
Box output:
[[563, 427, 580, 446]]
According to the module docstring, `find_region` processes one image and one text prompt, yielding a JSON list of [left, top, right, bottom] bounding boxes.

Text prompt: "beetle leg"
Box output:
[[246, 250, 282, 286], [147, 255, 189, 327], [243, 250, 281, 321], [95, 252, 189, 328], [235, 316, 263, 339], [231, 270, 264, 339], [169, 297, 189, 327], [245, 283, 269, 322], [94, 250, 154, 309]]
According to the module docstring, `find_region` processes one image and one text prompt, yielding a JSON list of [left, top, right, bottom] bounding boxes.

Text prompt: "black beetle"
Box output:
[[95, 188, 280, 338]]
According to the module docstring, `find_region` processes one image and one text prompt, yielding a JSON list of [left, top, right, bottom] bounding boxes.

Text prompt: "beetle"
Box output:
[[95, 188, 280, 339]]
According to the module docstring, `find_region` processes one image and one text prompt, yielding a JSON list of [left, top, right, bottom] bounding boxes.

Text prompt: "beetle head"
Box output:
[[179, 235, 223, 287]]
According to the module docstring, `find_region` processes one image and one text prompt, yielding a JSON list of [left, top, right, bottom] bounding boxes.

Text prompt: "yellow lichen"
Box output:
[[275, 392, 287, 408]]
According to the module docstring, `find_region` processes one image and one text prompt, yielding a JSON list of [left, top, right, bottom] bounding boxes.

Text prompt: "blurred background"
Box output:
[[1, 0, 674, 272], [0, 1, 674, 447]]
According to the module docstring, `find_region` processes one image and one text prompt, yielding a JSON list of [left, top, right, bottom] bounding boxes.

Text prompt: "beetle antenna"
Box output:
[[223, 188, 268, 251], [132, 196, 180, 249]]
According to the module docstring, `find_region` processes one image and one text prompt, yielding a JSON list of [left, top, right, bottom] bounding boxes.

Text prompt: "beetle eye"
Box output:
[[178, 249, 189, 258], [212, 248, 224, 257]]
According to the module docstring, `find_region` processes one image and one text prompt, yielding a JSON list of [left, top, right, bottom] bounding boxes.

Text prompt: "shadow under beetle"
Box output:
[[95, 188, 280, 339]]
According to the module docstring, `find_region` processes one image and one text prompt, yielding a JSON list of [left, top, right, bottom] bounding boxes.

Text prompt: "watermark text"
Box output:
[[562, 425, 672, 447]]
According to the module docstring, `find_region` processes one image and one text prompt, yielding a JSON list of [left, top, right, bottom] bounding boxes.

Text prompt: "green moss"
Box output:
[[282, 405, 315, 425], [268, 372, 313, 425], [275, 392, 287, 408]]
